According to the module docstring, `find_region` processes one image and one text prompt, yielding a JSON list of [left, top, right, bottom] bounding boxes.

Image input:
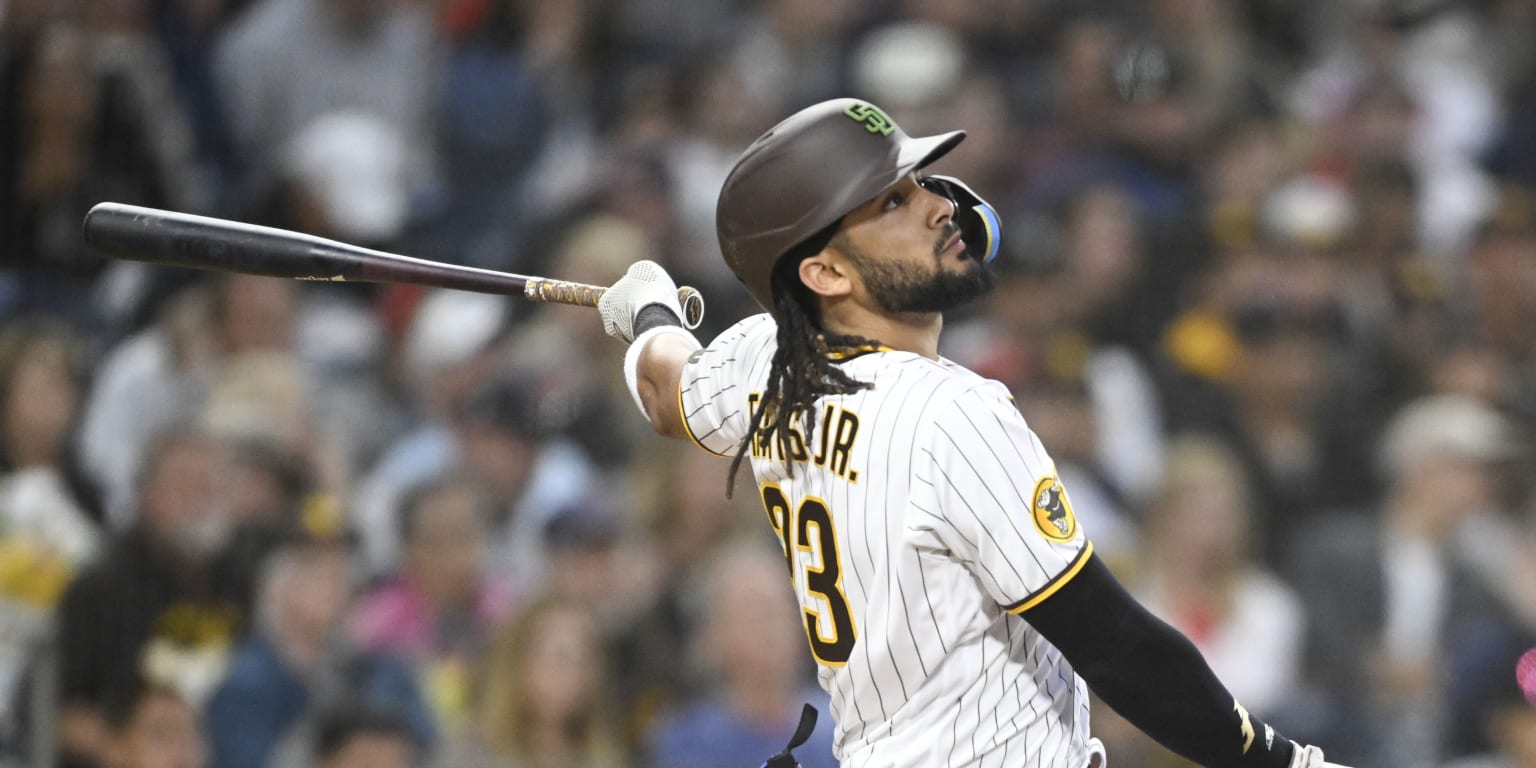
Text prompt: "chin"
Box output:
[[916, 266, 994, 313], [947, 255, 990, 284]]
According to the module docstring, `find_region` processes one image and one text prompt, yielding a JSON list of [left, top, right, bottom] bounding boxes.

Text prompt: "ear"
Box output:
[[797, 250, 854, 299]]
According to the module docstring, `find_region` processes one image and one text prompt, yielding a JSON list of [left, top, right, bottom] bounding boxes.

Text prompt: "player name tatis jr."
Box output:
[[747, 392, 860, 481]]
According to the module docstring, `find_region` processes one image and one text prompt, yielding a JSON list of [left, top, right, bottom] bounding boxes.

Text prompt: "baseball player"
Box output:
[[599, 98, 1347, 768]]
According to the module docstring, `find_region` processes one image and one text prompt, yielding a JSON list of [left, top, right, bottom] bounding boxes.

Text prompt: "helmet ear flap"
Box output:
[[920, 175, 1002, 264]]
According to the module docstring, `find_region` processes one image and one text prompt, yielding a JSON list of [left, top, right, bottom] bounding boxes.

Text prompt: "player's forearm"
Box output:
[[633, 329, 696, 439], [1078, 611, 1292, 767], [1029, 555, 1297, 768]]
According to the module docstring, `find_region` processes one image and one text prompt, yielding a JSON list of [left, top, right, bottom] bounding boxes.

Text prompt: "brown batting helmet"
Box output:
[[716, 98, 966, 311]]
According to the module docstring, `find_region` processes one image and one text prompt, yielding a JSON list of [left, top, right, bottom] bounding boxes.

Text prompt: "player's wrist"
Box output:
[[634, 303, 682, 335]]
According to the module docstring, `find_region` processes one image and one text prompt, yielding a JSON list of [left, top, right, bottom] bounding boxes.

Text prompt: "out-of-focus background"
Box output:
[[4, 0, 1536, 766]]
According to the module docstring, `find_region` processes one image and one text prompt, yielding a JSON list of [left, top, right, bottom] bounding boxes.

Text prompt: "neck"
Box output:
[[406, 568, 465, 613], [821, 299, 943, 359], [527, 716, 577, 757], [276, 631, 325, 670], [5, 436, 58, 469], [272, 620, 329, 671], [1385, 486, 1456, 542]]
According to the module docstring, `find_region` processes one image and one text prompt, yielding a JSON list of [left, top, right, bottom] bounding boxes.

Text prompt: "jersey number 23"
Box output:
[[762, 483, 858, 666]]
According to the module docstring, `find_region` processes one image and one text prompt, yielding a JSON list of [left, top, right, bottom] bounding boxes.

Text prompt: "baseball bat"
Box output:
[[81, 202, 705, 329]]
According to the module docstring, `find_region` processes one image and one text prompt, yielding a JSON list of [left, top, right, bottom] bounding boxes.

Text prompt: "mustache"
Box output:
[[934, 222, 961, 258]]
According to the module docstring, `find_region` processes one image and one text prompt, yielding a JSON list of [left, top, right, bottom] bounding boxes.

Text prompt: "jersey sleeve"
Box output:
[[677, 313, 777, 457], [907, 385, 1093, 614]]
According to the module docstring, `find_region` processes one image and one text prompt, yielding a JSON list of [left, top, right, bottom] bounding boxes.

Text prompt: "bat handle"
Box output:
[[524, 279, 705, 330]]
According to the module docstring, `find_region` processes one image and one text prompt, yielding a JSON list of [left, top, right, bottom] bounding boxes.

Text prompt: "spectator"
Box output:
[[55, 429, 241, 768], [455, 597, 625, 768], [269, 109, 414, 249], [0, 2, 201, 319], [0, 318, 101, 759], [1453, 193, 1536, 431], [204, 497, 434, 768], [215, 439, 316, 617], [489, 0, 616, 224], [311, 705, 417, 768], [352, 476, 514, 735], [645, 540, 837, 768], [191, 335, 355, 507], [1288, 394, 1525, 766], [1295, 4, 1502, 255], [145, 0, 247, 209], [1161, 262, 1373, 562], [99, 678, 205, 768], [729, 0, 857, 112], [1132, 434, 1307, 715], [77, 274, 301, 526], [429, 0, 552, 270], [0, 315, 100, 545], [213, 0, 437, 216], [355, 371, 594, 592], [539, 500, 623, 623], [536, 492, 666, 741], [1443, 646, 1536, 768]]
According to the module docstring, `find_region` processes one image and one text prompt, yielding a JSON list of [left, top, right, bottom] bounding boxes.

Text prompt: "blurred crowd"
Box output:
[[4, 0, 1536, 767]]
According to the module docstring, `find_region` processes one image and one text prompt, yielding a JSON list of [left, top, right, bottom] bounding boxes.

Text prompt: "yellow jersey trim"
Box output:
[[826, 344, 894, 362], [1005, 541, 1095, 615], [678, 375, 731, 457]]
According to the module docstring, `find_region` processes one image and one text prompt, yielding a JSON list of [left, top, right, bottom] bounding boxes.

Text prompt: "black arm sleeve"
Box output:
[[1025, 553, 1296, 768]]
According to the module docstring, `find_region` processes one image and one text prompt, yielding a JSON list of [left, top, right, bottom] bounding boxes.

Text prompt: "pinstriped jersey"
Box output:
[[679, 313, 1096, 768]]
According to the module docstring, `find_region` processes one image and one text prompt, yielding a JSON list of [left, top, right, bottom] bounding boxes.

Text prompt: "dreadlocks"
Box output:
[[726, 226, 878, 497]]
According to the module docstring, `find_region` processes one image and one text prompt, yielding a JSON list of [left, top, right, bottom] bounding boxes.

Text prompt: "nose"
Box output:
[[922, 183, 957, 229]]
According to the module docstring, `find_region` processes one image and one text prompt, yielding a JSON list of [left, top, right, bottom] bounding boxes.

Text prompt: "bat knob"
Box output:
[[678, 287, 705, 330]]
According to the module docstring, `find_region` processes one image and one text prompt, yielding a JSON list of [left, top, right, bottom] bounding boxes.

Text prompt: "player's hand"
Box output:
[[599, 260, 685, 344], [1289, 742, 1351, 768]]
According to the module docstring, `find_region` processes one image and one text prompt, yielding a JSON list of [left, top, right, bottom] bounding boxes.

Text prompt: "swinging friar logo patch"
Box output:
[[1031, 475, 1077, 543]]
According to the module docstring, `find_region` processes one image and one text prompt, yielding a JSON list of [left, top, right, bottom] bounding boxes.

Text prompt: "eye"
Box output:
[[882, 191, 906, 211]]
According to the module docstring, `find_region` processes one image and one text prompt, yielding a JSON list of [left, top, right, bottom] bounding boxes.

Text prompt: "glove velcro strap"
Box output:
[[623, 325, 700, 422]]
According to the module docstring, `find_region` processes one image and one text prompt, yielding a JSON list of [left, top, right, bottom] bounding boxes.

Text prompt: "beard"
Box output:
[[839, 226, 995, 314]]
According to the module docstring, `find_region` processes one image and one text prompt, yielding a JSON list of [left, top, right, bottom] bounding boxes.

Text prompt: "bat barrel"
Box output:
[[82, 202, 706, 328], [82, 203, 529, 295], [85, 202, 358, 278]]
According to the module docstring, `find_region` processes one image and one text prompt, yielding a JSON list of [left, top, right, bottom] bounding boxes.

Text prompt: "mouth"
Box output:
[[940, 232, 966, 258]]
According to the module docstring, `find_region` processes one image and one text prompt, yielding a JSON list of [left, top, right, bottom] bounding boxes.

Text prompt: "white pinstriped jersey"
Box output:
[[679, 313, 1096, 768]]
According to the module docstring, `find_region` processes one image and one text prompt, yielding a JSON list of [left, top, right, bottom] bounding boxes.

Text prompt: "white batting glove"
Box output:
[[1289, 742, 1350, 768], [599, 260, 685, 344]]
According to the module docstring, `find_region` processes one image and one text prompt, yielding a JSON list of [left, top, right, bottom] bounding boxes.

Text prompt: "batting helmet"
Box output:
[[717, 98, 997, 312]]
